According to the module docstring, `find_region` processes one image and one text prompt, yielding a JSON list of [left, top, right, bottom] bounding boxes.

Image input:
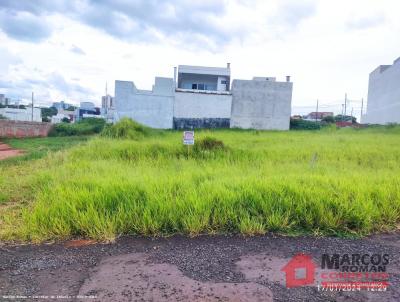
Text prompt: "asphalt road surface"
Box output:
[[1, 233, 399, 301]]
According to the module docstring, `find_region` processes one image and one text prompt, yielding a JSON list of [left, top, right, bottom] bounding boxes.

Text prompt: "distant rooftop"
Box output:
[[178, 64, 230, 76]]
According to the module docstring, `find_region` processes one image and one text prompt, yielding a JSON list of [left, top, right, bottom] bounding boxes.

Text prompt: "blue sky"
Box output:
[[0, 0, 399, 117]]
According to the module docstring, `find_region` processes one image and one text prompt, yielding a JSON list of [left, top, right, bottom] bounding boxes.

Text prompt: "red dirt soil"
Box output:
[[0, 141, 24, 160], [64, 239, 97, 248]]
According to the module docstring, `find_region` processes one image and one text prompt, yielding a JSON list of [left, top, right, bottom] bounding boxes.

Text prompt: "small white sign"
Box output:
[[183, 131, 194, 145]]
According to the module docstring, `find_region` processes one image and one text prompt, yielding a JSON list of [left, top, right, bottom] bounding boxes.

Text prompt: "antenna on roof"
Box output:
[[105, 82, 108, 96]]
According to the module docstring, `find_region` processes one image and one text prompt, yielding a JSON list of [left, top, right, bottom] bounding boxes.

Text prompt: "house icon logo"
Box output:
[[281, 253, 316, 288]]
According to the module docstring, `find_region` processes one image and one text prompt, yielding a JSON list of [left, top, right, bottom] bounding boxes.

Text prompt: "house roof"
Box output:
[[178, 65, 230, 77]]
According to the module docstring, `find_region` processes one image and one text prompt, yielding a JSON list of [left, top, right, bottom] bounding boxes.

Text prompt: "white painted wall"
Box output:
[[174, 91, 232, 118], [114, 69, 292, 130], [115, 77, 174, 129], [178, 65, 230, 77], [0, 107, 42, 122], [217, 76, 228, 91], [230, 79, 292, 130], [363, 58, 400, 124]]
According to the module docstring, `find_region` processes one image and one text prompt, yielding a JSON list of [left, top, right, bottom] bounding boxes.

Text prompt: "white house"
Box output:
[[0, 107, 42, 122], [114, 64, 293, 130], [174, 64, 232, 129]]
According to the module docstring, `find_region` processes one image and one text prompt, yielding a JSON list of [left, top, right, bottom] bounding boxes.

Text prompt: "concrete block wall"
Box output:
[[0, 120, 53, 138], [363, 58, 400, 124], [174, 91, 232, 118], [115, 78, 174, 129], [173, 118, 230, 130], [114, 73, 293, 130], [230, 79, 292, 130], [173, 91, 232, 129]]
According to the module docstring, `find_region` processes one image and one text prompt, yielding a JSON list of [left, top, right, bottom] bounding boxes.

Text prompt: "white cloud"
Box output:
[[0, 10, 52, 42], [70, 45, 86, 55], [0, 0, 399, 117], [346, 14, 386, 30]]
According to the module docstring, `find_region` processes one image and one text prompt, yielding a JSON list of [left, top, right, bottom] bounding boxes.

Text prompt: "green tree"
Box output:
[[41, 107, 58, 120], [322, 115, 335, 123]]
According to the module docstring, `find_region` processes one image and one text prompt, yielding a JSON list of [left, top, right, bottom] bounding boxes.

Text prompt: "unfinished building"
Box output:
[[363, 57, 400, 124], [114, 64, 293, 130]]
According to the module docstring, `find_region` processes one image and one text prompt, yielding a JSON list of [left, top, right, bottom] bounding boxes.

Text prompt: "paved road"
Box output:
[[0, 233, 399, 301]]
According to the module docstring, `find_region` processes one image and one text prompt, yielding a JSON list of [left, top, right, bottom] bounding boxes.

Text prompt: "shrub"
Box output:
[[0, 114, 7, 120], [194, 136, 225, 151], [322, 115, 335, 123], [101, 118, 151, 140], [49, 118, 106, 136], [290, 118, 321, 130]]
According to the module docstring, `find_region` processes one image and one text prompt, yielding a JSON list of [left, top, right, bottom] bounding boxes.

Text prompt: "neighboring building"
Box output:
[[336, 121, 357, 128], [101, 95, 115, 123], [101, 95, 114, 113], [174, 64, 232, 129], [80, 101, 96, 110], [75, 102, 100, 121], [230, 77, 292, 130], [0, 94, 11, 106], [304, 112, 333, 121], [0, 107, 41, 122], [52, 101, 74, 111], [362, 57, 400, 124], [51, 109, 75, 123], [115, 64, 293, 130]]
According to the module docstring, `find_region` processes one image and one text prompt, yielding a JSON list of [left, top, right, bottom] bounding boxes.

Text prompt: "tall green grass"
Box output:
[[2, 124, 400, 241], [48, 118, 106, 136]]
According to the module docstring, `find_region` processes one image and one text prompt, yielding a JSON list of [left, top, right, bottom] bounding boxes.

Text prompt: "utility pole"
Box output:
[[341, 104, 345, 122], [351, 107, 354, 124], [361, 98, 364, 118], [344, 93, 347, 118], [31, 91, 34, 122], [315, 99, 319, 123]]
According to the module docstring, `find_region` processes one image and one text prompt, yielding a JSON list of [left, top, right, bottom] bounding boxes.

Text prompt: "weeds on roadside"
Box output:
[[2, 121, 400, 242]]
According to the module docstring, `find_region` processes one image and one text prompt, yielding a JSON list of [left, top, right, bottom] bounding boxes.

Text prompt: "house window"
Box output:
[[221, 80, 227, 84], [192, 83, 206, 90]]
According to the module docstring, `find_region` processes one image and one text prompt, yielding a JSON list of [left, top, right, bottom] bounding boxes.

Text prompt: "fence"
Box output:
[[0, 120, 53, 138]]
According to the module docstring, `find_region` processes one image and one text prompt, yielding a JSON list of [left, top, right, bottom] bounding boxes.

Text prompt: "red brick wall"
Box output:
[[0, 120, 53, 138]]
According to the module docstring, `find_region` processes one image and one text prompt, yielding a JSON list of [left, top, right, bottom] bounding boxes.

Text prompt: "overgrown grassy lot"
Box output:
[[1, 122, 400, 241], [0, 136, 89, 166], [0, 136, 89, 234]]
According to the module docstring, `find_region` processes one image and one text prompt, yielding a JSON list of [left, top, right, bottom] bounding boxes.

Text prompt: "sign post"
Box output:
[[183, 131, 194, 158]]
